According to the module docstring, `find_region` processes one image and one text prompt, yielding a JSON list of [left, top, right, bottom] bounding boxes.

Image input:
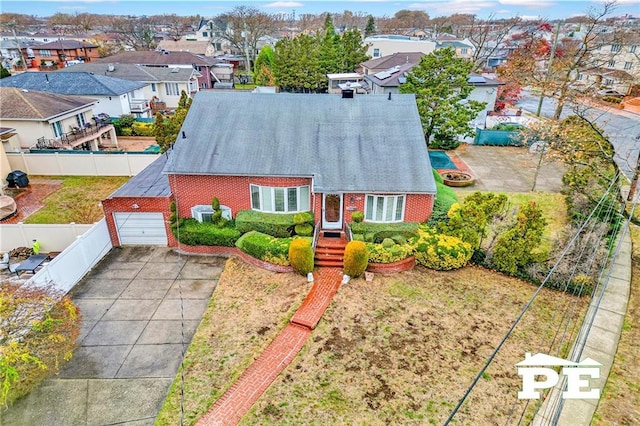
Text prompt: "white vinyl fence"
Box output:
[[25, 218, 113, 294], [0, 222, 93, 252], [7, 152, 160, 176]]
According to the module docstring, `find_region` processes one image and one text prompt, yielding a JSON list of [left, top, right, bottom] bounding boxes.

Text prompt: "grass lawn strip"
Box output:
[[24, 176, 129, 224], [155, 257, 310, 425], [592, 224, 640, 425]]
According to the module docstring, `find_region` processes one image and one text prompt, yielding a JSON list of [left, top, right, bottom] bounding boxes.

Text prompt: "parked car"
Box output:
[[597, 89, 624, 98]]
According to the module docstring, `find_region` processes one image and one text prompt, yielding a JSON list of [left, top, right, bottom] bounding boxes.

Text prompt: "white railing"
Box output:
[[6, 152, 160, 176], [25, 219, 113, 294]]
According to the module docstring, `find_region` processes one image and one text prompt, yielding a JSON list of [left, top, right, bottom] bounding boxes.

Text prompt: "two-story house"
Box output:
[[0, 71, 150, 119], [29, 39, 100, 70], [0, 87, 116, 152]]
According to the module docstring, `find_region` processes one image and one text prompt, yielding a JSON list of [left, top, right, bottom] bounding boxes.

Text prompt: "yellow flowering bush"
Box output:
[[365, 242, 413, 264], [414, 225, 472, 270]]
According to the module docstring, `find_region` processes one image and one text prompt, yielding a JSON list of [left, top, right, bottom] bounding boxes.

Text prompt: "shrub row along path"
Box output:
[[196, 267, 343, 425]]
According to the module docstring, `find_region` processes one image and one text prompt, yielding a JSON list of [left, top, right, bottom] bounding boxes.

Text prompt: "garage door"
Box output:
[[113, 212, 168, 245]]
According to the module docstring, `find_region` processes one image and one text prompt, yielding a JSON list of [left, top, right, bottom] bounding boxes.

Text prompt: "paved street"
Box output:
[[517, 91, 640, 178]]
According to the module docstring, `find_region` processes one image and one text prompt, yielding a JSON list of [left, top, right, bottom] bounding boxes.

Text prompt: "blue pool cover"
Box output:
[[428, 151, 457, 170]]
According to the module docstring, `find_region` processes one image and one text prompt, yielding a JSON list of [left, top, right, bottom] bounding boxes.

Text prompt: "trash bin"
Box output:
[[6, 170, 29, 188]]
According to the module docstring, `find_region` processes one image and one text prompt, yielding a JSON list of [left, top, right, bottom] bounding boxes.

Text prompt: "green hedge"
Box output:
[[235, 231, 312, 266], [365, 242, 414, 263], [349, 221, 419, 243], [175, 219, 241, 247], [236, 210, 314, 238]]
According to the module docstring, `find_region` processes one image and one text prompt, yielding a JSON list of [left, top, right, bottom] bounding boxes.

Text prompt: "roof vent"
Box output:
[[107, 63, 115, 72], [171, 67, 179, 73]]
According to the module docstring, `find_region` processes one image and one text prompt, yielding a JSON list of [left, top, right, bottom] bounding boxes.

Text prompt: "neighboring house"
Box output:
[[157, 40, 215, 56], [435, 39, 475, 60], [56, 62, 200, 109], [29, 39, 100, 69], [364, 35, 436, 59], [94, 50, 216, 89], [580, 35, 640, 95], [0, 71, 150, 118], [361, 52, 425, 75], [326, 73, 365, 94], [0, 39, 41, 71], [102, 91, 436, 246], [0, 87, 116, 151], [361, 54, 502, 128]]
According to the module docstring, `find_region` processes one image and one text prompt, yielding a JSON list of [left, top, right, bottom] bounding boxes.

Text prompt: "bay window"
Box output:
[[250, 184, 310, 213]]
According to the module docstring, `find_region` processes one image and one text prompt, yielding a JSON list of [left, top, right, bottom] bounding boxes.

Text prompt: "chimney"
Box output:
[[341, 88, 354, 99]]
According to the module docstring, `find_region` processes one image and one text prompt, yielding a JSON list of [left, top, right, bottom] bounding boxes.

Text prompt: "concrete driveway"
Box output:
[[3, 246, 224, 426]]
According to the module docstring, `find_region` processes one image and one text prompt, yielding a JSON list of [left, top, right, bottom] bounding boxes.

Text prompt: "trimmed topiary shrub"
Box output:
[[293, 211, 314, 225], [414, 225, 472, 270], [211, 197, 220, 210], [381, 238, 395, 248], [235, 231, 294, 266], [236, 210, 313, 238], [294, 223, 313, 236], [343, 240, 368, 277], [288, 238, 314, 274], [365, 242, 413, 264], [352, 234, 364, 241], [351, 211, 364, 223]]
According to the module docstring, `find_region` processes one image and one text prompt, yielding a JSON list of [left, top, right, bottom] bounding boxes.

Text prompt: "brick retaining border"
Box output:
[[367, 256, 416, 274]]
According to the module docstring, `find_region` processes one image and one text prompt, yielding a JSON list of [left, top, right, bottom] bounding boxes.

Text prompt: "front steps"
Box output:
[[314, 230, 347, 268]]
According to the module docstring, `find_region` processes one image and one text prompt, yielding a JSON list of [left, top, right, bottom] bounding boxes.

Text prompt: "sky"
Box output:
[[0, 0, 638, 21]]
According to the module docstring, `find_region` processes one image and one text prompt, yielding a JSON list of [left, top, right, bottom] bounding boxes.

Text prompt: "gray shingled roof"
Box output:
[[56, 63, 196, 82], [164, 92, 436, 194], [94, 50, 211, 66], [36, 40, 98, 49], [0, 87, 96, 120], [109, 154, 170, 197], [0, 71, 146, 96]]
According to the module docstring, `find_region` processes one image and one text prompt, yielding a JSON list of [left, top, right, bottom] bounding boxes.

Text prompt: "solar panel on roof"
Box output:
[[375, 71, 391, 80]]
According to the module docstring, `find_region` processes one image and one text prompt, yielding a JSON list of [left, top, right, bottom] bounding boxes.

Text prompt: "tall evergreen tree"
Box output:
[[364, 15, 376, 36], [399, 48, 485, 147], [253, 45, 275, 86]]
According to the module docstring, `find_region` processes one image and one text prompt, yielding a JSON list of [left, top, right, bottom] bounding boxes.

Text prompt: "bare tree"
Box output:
[[216, 6, 275, 70], [465, 15, 522, 71], [108, 16, 156, 50], [160, 14, 193, 41]]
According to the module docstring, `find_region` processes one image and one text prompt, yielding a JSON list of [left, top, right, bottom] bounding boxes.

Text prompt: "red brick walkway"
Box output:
[[0, 180, 62, 224], [196, 267, 343, 426]]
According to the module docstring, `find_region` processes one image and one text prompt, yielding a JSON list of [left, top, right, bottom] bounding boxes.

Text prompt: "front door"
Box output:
[[322, 193, 343, 229]]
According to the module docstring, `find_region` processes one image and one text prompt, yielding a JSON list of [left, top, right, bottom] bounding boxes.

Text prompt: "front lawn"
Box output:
[[157, 258, 587, 425], [25, 176, 129, 224]]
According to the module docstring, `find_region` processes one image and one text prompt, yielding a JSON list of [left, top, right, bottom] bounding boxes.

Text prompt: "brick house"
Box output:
[[102, 91, 436, 246]]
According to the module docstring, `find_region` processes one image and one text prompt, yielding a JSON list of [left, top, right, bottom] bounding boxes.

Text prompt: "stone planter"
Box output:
[[440, 171, 475, 187]]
